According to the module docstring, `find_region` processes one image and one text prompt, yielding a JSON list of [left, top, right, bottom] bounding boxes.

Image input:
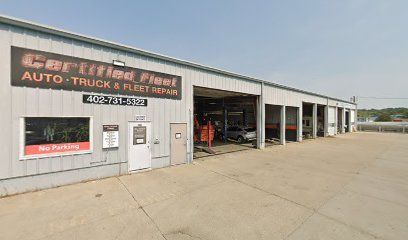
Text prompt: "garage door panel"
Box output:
[[328, 107, 336, 136]]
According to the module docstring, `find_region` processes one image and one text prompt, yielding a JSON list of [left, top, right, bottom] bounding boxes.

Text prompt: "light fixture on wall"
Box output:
[[112, 60, 125, 67]]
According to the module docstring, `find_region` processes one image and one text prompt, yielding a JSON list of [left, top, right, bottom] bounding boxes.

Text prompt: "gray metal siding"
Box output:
[[264, 86, 328, 107], [192, 70, 262, 96], [0, 20, 357, 195], [0, 23, 11, 180], [0, 24, 191, 180]]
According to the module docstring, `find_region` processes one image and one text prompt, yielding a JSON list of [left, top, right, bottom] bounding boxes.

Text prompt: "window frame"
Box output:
[[19, 116, 94, 160]]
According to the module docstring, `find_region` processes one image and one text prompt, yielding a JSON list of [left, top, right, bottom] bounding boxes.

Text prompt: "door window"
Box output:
[[133, 126, 146, 145]]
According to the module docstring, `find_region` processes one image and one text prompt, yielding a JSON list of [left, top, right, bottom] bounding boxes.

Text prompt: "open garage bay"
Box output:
[[193, 86, 259, 158]]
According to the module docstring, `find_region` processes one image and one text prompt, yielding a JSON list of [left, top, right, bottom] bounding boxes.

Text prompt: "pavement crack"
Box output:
[[116, 177, 169, 240], [283, 212, 316, 240], [194, 154, 390, 240], [193, 161, 311, 211], [344, 188, 408, 208], [316, 212, 385, 240], [166, 230, 203, 240]]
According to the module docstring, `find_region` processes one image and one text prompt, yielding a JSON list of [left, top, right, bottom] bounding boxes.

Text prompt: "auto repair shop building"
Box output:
[[0, 16, 357, 196]]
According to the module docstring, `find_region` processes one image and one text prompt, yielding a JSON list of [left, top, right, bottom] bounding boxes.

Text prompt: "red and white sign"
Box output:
[[25, 142, 90, 156]]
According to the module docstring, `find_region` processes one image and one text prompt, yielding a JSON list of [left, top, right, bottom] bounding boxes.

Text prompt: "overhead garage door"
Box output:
[[328, 107, 336, 136]]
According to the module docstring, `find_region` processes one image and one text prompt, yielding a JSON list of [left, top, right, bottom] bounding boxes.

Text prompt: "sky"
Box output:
[[1, 0, 407, 109]]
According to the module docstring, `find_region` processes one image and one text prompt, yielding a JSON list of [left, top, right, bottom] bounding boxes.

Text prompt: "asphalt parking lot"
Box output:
[[1, 132, 407, 240]]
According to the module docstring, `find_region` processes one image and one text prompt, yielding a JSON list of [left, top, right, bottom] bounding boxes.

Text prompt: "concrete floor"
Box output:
[[1, 132, 407, 240], [193, 141, 254, 158]]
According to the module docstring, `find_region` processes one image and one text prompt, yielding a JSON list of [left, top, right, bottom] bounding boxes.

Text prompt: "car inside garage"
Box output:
[[193, 87, 258, 158]]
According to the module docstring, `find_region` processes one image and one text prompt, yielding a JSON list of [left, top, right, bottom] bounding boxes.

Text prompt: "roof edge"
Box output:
[[0, 14, 356, 105]]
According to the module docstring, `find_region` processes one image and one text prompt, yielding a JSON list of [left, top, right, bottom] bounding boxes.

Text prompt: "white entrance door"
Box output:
[[128, 122, 151, 171]]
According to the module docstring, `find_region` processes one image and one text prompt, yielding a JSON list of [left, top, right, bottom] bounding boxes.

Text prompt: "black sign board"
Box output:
[[103, 125, 119, 131], [83, 94, 147, 106], [11, 46, 182, 100]]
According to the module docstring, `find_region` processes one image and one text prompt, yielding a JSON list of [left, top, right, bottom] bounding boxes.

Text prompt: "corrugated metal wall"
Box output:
[[0, 23, 192, 181], [192, 71, 261, 96], [264, 86, 329, 107], [0, 20, 357, 195]]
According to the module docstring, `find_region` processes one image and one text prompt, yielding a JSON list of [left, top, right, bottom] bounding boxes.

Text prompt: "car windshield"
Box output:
[[244, 127, 256, 132]]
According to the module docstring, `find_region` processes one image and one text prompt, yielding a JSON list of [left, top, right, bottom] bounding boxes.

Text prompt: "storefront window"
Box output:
[[24, 117, 91, 156]]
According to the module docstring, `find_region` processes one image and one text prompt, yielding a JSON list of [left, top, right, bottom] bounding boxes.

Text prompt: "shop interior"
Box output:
[[264, 104, 298, 144], [345, 110, 350, 132], [193, 86, 258, 158], [302, 102, 314, 139], [337, 107, 343, 133], [317, 104, 326, 137]]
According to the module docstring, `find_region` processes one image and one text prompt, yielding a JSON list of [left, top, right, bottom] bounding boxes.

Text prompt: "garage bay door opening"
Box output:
[[317, 104, 326, 137], [337, 107, 344, 133], [193, 87, 258, 158], [302, 102, 314, 139], [265, 104, 299, 145], [345, 110, 351, 132], [285, 106, 299, 142], [265, 104, 282, 145]]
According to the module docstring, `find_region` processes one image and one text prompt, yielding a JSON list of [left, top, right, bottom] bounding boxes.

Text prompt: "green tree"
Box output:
[[375, 114, 392, 122]]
